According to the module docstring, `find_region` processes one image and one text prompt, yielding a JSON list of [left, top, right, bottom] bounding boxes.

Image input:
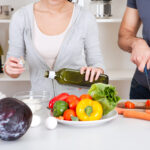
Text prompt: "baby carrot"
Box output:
[[115, 107, 144, 115], [123, 110, 150, 121], [115, 107, 125, 115], [145, 109, 150, 114]]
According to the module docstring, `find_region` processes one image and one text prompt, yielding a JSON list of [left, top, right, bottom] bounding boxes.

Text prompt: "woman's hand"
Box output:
[[131, 39, 150, 72], [4, 57, 25, 78], [80, 67, 104, 82]]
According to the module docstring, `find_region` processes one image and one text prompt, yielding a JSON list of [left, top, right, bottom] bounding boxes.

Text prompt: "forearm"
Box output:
[[118, 29, 142, 53]]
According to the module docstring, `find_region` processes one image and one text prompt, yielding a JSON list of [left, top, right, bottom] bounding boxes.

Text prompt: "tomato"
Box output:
[[80, 94, 92, 100], [63, 109, 76, 121], [66, 95, 80, 110], [125, 101, 135, 109], [146, 100, 150, 108]]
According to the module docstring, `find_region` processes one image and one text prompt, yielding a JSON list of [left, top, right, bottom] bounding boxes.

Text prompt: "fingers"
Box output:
[[90, 69, 96, 82], [80, 67, 103, 82], [9, 62, 23, 69], [131, 54, 149, 72], [6, 66, 24, 75], [9, 57, 20, 64], [80, 67, 87, 75], [147, 60, 150, 70], [5, 57, 25, 76], [138, 58, 147, 72], [95, 71, 101, 81], [85, 67, 92, 81]]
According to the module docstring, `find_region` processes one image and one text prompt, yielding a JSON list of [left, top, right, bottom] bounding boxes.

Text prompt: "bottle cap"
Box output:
[[49, 71, 56, 79]]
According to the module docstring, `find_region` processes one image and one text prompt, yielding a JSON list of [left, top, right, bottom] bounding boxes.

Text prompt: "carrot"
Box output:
[[115, 107, 145, 115], [123, 110, 150, 121], [115, 107, 125, 115], [145, 109, 150, 114]]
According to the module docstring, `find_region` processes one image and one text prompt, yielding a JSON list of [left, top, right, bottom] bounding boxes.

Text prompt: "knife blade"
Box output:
[[144, 66, 150, 91]]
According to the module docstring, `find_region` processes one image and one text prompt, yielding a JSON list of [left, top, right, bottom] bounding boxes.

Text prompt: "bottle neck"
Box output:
[[48, 71, 56, 79]]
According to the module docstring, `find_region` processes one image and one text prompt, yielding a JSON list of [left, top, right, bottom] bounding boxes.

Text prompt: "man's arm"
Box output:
[[118, 7, 141, 53], [118, 7, 150, 72]]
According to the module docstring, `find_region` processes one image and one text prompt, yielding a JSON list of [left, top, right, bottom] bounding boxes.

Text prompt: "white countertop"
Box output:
[[0, 115, 149, 150]]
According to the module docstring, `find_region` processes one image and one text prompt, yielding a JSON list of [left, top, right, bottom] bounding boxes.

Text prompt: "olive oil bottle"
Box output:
[[44, 68, 109, 87], [0, 44, 3, 73]]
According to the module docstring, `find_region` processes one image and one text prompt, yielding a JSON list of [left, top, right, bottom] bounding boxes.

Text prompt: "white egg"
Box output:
[[31, 115, 41, 128], [45, 117, 58, 130]]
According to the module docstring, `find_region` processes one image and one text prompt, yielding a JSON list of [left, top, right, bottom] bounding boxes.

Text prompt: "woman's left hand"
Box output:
[[80, 67, 104, 83]]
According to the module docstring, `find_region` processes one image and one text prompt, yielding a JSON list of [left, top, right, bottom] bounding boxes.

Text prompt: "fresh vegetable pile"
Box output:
[[48, 83, 120, 121]]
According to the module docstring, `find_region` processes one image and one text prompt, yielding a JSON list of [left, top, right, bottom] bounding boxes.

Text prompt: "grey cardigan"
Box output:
[[7, 3, 104, 97]]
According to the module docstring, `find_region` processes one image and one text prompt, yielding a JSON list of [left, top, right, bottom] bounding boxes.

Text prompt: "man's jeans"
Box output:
[[130, 78, 150, 99]]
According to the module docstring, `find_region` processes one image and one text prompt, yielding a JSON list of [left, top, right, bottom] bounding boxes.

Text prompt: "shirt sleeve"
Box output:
[[7, 9, 26, 60], [127, 0, 137, 9], [84, 11, 105, 70]]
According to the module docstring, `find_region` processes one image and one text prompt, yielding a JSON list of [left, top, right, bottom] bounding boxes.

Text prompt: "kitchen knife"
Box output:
[[144, 66, 150, 91]]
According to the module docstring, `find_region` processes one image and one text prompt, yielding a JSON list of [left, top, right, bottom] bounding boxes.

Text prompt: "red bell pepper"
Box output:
[[49, 93, 69, 109]]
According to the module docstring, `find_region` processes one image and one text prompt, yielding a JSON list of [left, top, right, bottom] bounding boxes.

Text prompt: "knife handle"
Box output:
[[144, 66, 148, 75]]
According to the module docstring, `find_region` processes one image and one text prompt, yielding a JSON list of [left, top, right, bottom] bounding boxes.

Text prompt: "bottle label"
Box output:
[[48, 71, 56, 79]]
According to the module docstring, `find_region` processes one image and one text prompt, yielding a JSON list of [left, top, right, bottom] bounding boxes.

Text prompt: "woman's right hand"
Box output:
[[4, 57, 25, 78]]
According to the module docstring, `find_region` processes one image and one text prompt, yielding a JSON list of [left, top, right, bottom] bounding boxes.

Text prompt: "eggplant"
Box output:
[[0, 97, 32, 141]]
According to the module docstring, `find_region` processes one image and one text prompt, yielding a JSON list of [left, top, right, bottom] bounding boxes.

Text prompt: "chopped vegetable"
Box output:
[[63, 109, 76, 121], [53, 101, 68, 117], [66, 95, 80, 110], [88, 83, 120, 115], [125, 101, 135, 109], [123, 110, 150, 121], [76, 99, 103, 121], [146, 100, 150, 109], [49, 93, 69, 109]]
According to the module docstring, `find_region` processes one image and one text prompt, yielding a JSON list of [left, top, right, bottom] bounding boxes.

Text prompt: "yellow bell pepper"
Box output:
[[76, 99, 103, 121]]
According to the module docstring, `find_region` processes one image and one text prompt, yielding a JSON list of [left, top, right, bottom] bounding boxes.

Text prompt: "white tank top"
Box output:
[[33, 10, 73, 69]]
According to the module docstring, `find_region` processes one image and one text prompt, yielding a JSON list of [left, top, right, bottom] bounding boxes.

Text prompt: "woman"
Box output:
[[5, 0, 104, 97]]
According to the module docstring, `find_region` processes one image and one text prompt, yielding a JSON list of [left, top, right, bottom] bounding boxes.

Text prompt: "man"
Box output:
[[118, 0, 150, 99]]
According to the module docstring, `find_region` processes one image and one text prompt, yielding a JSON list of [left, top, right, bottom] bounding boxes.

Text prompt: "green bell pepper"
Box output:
[[53, 101, 68, 117]]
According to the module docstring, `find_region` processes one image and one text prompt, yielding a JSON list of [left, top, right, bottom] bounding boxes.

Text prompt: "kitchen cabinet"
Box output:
[[0, 0, 142, 98]]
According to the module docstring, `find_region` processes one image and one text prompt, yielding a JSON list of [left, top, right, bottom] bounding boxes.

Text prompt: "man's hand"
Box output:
[[131, 39, 150, 72]]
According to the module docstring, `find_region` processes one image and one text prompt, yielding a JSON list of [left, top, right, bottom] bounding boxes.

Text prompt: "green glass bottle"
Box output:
[[0, 44, 3, 73], [44, 68, 109, 87]]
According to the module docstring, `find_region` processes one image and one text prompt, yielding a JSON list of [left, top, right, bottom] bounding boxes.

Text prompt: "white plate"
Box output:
[[56, 110, 118, 127]]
